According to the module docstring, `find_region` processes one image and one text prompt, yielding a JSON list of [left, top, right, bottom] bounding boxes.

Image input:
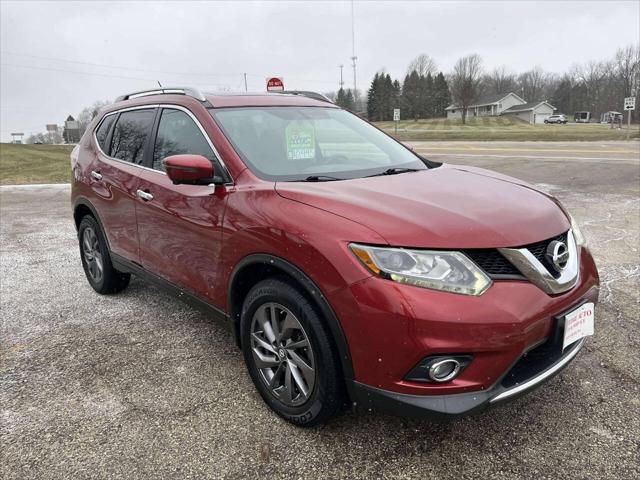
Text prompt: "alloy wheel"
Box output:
[[250, 302, 316, 407], [82, 226, 104, 284]]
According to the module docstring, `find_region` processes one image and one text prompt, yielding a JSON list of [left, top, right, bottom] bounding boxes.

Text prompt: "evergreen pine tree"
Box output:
[[336, 87, 347, 108], [367, 73, 380, 120], [344, 89, 355, 111], [423, 73, 434, 118], [383, 74, 394, 120], [432, 72, 451, 118], [402, 70, 421, 120]]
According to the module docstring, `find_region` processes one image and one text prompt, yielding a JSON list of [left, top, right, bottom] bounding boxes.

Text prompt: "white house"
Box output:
[[446, 92, 556, 124], [445, 92, 526, 119], [500, 101, 556, 124]]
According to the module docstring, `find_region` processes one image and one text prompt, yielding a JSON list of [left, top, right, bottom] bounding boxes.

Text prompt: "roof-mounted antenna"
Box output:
[[157, 81, 163, 88]]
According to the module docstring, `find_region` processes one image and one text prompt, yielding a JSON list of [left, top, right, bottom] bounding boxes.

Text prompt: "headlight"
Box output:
[[569, 214, 587, 246], [349, 243, 492, 296]]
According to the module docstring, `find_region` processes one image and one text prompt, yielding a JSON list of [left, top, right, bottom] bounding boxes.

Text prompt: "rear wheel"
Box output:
[[78, 216, 130, 294], [240, 278, 343, 427]]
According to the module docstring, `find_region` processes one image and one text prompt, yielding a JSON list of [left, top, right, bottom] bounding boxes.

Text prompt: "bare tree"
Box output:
[[485, 66, 517, 94], [572, 60, 608, 115], [517, 66, 549, 101], [78, 100, 111, 136], [449, 54, 483, 124], [407, 54, 437, 77], [614, 44, 640, 97]]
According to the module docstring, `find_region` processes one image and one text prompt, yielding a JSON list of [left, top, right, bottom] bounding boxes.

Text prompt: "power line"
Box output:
[[0, 63, 235, 87], [1, 51, 339, 86], [0, 51, 246, 78]]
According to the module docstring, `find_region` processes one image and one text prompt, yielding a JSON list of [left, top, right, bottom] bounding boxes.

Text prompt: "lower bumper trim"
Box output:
[[489, 338, 586, 403], [349, 338, 586, 418]]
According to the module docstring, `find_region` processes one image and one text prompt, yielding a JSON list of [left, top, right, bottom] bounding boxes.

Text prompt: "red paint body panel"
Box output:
[[136, 169, 228, 302], [71, 92, 600, 405], [163, 154, 214, 183], [275, 166, 570, 248], [72, 132, 141, 262], [327, 248, 598, 395]]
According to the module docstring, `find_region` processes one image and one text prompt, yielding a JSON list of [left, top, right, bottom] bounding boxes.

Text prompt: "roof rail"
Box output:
[[115, 87, 207, 102], [276, 90, 334, 104]]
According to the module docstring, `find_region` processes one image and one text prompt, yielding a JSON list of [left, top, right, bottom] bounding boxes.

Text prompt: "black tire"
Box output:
[[78, 215, 130, 294], [240, 278, 344, 427]]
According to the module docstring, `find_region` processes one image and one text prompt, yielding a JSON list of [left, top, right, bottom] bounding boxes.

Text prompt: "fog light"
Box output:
[[428, 359, 460, 382], [404, 355, 473, 383]]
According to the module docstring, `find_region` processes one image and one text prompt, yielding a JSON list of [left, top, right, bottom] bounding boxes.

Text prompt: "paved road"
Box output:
[[410, 140, 640, 165], [1, 141, 639, 479]]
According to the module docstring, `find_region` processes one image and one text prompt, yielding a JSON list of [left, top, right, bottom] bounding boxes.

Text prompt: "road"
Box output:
[[1, 141, 639, 479]]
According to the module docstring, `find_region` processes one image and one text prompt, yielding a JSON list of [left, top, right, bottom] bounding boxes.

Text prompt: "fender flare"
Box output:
[[228, 254, 354, 380], [73, 197, 109, 245]]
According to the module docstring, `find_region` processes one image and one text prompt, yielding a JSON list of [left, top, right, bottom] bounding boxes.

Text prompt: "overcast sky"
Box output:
[[1, 0, 638, 141]]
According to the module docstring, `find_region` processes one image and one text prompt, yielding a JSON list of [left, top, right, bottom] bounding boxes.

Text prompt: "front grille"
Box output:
[[521, 232, 567, 279], [464, 231, 569, 280], [464, 249, 522, 278]]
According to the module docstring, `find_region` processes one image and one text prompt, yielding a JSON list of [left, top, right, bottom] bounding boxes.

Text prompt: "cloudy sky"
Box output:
[[1, 0, 638, 141]]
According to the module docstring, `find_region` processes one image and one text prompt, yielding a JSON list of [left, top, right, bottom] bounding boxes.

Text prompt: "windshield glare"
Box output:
[[210, 107, 427, 181]]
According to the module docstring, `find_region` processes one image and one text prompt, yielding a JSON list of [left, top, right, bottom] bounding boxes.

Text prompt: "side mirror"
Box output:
[[162, 154, 217, 185]]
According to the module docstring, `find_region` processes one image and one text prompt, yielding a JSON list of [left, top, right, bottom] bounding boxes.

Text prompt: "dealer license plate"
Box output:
[[563, 302, 594, 350]]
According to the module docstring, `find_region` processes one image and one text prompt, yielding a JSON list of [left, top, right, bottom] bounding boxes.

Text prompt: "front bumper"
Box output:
[[349, 337, 586, 418], [328, 247, 599, 397]]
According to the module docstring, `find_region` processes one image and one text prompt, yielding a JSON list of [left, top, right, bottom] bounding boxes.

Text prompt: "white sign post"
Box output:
[[393, 108, 400, 135], [624, 96, 636, 129]]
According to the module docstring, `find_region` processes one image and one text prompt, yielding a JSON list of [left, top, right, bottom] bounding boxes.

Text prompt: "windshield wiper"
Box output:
[[300, 175, 344, 182], [366, 167, 421, 177]]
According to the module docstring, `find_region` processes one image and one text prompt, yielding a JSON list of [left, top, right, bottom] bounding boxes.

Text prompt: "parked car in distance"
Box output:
[[70, 87, 599, 427], [544, 114, 568, 124]]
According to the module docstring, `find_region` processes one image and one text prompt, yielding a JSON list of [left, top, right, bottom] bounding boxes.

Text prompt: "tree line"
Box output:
[[23, 44, 639, 144], [332, 45, 639, 124]]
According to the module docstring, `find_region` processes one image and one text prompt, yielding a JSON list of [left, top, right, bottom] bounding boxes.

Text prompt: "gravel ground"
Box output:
[[1, 142, 639, 479]]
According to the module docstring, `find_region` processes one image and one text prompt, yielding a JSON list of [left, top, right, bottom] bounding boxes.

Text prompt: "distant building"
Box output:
[[446, 92, 526, 119], [64, 115, 81, 144], [501, 101, 556, 124], [600, 111, 623, 124], [446, 92, 556, 124]]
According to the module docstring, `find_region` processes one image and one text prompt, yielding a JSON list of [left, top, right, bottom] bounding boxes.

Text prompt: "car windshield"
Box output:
[[210, 106, 428, 181]]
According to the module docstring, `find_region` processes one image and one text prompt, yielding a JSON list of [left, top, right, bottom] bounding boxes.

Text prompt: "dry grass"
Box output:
[[0, 143, 74, 184], [375, 117, 640, 141]]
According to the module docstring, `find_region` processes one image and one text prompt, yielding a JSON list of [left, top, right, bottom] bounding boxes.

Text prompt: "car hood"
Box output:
[[275, 165, 569, 249]]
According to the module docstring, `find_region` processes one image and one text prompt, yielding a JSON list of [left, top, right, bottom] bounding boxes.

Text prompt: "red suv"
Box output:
[[71, 88, 599, 426]]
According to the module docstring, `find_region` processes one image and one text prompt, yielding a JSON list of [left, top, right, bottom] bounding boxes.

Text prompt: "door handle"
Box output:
[[137, 189, 154, 201], [90, 170, 103, 181]]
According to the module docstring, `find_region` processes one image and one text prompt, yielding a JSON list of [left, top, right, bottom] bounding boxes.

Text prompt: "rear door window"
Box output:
[[95, 114, 116, 153], [110, 109, 156, 165], [152, 108, 215, 171]]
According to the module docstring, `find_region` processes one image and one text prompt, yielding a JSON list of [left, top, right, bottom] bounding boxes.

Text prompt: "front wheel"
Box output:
[[78, 216, 130, 294], [240, 278, 344, 427]]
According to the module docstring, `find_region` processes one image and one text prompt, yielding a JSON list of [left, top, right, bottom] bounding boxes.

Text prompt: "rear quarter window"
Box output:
[[95, 114, 115, 152], [109, 109, 156, 165]]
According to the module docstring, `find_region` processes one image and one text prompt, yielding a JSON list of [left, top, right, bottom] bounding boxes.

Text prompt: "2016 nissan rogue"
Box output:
[[70, 88, 599, 426]]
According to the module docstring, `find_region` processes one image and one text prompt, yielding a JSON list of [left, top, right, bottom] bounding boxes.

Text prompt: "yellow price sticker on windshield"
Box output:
[[285, 121, 315, 160]]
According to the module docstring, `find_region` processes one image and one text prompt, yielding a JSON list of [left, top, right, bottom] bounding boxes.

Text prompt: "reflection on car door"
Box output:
[[135, 107, 229, 304], [90, 108, 157, 262]]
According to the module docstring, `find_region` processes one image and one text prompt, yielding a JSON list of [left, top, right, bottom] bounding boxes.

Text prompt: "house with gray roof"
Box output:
[[446, 92, 526, 119], [445, 92, 557, 123], [500, 101, 556, 124]]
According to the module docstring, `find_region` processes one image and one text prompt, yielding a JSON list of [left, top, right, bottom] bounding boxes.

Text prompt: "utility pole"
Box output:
[[351, 0, 357, 105], [339, 64, 344, 89], [244, 73, 248, 92]]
